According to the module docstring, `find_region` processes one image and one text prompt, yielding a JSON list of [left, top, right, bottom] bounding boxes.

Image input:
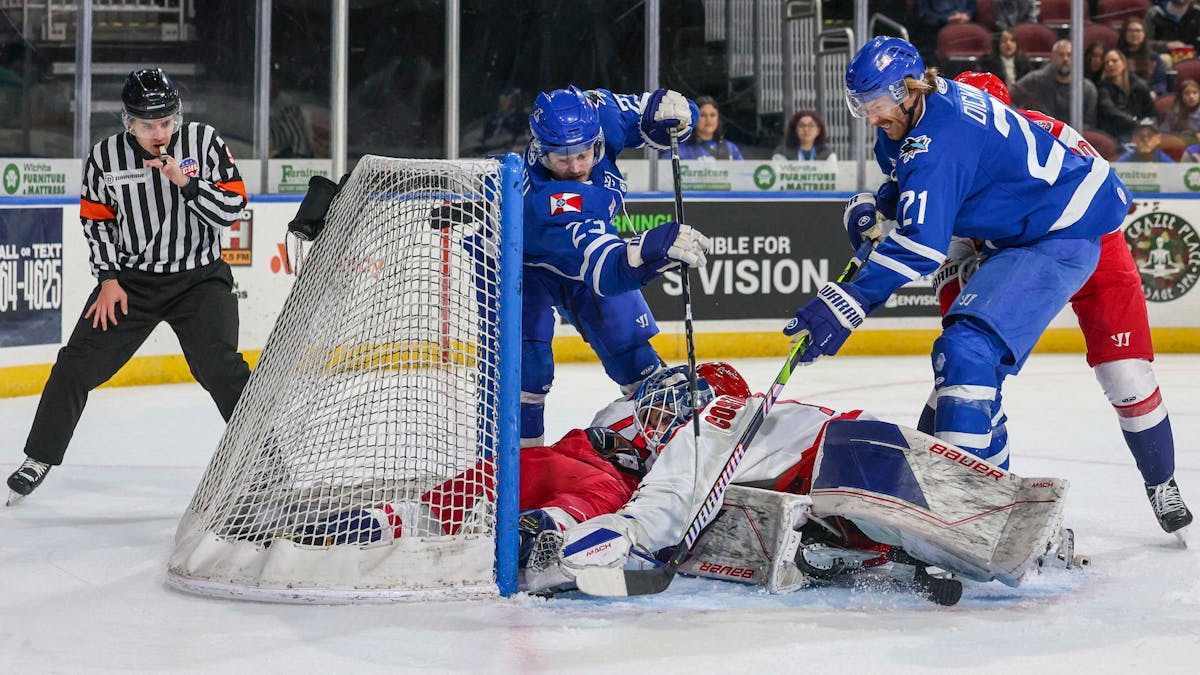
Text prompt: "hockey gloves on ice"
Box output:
[[639, 88, 695, 150], [584, 427, 649, 479], [783, 282, 868, 363], [843, 180, 899, 249], [288, 174, 347, 241], [626, 220, 712, 272]]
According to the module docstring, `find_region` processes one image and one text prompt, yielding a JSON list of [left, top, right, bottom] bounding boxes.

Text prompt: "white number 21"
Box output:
[[898, 189, 928, 228]]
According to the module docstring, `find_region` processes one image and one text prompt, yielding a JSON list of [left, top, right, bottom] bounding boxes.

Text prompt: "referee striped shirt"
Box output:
[[80, 121, 248, 280]]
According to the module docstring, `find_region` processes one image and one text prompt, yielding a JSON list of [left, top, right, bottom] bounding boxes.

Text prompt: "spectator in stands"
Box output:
[[475, 86, 530, 156], [1085, 41, 1108, 86], [1097, 49, 1156, 141], [1145, 0, 1200, 55], [911, 0, 976, 66], [1011, 40, 1098, 127], [992, 0, 1038, 31], [1118, 119, 1175, 161], [1119, 18, 1168, 98], [979, 29, 1034, 87], [772, 110, 836, 162], [664, 96, 743, 160], [1162, 79, 1200, 142]]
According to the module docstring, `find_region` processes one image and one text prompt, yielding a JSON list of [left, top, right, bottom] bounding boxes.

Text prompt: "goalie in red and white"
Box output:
[[547, 363, 1074, 594]]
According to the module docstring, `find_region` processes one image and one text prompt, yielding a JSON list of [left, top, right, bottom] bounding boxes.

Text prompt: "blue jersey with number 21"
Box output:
[[850, 77, 1130, 311]]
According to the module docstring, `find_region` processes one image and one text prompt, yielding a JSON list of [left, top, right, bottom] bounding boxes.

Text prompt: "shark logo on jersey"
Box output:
[[900, 135, 931, 163]]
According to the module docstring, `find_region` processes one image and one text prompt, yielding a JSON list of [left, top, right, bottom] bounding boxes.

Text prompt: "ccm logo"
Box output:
[[587, 542, 612, 557], [929, 443, 1006, 481], [698, 562, 756, 579]]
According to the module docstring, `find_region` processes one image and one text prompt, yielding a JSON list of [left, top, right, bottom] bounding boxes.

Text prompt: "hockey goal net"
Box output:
[[167, 154, 523, 602]]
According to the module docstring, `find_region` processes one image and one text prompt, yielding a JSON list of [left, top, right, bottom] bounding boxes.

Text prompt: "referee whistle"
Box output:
[[158, 145, 168, 163]]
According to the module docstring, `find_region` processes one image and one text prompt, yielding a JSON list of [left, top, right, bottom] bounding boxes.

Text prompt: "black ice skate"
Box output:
[[7, 458, 51, 505], [1146, 478, 1193, 544]]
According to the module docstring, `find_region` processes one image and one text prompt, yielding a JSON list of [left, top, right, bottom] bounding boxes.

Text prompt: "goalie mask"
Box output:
[[633, 365, 715, 451]]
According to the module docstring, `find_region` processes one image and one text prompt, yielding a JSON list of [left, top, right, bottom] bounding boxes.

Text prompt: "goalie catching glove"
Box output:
[[783, 282, 868, 362], [639, 88, 696, 150], [626, 220, 712, 271]]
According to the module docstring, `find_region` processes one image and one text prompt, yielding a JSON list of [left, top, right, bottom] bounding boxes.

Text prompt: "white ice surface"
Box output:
[[1, 354, 1198, 674]]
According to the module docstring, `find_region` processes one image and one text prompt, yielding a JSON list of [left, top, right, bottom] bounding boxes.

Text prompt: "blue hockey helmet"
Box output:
[[529, 85, 605, 166], [633, 365, 715, 451], [844, 36, 925, 118]]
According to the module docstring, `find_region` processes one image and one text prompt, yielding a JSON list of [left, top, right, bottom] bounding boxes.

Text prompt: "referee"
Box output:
[[6, 68, 252, 503]]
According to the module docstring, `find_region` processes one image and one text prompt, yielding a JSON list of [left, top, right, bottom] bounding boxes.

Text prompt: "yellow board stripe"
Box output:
[[1, 327, 1197, 399]]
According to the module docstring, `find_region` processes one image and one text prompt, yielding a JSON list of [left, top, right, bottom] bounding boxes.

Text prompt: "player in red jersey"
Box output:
[[933, 72, 1191, 540]]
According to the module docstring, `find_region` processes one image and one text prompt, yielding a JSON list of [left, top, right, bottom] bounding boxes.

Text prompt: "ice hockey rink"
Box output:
[[1, 353, 1197, 674]]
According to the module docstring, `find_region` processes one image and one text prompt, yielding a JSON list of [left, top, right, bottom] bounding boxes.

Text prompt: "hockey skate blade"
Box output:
[[573, 568, 631, 597], [7, 489, 25, 506], [1173, 527, 1188, 548]]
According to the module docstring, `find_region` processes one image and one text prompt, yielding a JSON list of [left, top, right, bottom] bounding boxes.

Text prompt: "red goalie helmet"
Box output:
[[697, 362, 751, 398], [954, 71, 1011, 106]]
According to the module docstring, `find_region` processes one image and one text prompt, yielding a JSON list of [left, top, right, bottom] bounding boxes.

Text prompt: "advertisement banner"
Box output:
[[0, 208, 63, 347], [1125, 201, 1200, 303], [266, 159, 333, 194], [1, 160, 80, 197], [618, 199, 940, 321]]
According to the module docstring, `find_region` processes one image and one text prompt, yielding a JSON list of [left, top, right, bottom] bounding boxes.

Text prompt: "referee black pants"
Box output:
[[24, 260, 251, 465]]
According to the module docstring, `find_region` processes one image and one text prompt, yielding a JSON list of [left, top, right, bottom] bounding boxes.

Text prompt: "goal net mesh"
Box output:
[[167, 155, 521, 602]]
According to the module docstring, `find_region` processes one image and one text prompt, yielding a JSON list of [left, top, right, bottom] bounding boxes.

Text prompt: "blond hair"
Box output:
[[905, 67, 941, 97]]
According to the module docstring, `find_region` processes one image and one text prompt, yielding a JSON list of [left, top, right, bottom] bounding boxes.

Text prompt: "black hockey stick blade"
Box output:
[[574, 564, 675, 597]]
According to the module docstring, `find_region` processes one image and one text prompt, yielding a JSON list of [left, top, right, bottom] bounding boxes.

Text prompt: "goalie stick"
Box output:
[[574, 243, 875, 597]]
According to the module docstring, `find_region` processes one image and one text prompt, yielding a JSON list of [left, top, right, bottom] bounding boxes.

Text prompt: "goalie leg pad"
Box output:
[[810, 420, 1068, 586], [679, 485, 814, 593]]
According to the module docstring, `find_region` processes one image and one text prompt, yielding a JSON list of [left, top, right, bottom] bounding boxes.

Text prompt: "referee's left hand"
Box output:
[[84, 279, 129, 331]]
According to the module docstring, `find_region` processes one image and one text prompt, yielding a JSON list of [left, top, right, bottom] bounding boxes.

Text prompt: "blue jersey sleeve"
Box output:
[[591, 89, 700, 159], [523, 179, 654, 296], [850, 126, 979, 310]]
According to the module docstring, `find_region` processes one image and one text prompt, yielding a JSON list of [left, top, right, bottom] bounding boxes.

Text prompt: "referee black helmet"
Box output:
[[122, 68, 180, 119]]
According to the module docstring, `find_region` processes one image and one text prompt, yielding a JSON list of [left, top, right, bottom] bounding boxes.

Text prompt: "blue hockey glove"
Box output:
[[626, 220, 711, 271], [782, 282, 868, 363], [874, 179, 899, 220], [640, 89, 695, 150], [843, 192, 883, 249]]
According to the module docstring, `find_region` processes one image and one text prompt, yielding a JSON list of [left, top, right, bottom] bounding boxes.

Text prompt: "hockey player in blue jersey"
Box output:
[[784, 36, 1131, 470], [520, 86, 709, 446]]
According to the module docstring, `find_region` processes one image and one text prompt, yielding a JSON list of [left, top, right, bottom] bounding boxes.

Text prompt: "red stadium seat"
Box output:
[[1096, 0, 1152, 30], [1159, 133, 1187, 162], [1039, 0, 1072, 29], [937, 23, 993, 75], [1083, 129, 1121, 160], [976, 0, 995, 31], [1084, 23, 1120, 53], [1011, 22, 1059, 59], [1156, 94, 1176, 125], [1174, 59, 1200, 87]]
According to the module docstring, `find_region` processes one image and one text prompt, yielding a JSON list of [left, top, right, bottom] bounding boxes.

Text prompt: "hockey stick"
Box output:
[[574, 243, 874, 597], [668, 127, 702, 442]]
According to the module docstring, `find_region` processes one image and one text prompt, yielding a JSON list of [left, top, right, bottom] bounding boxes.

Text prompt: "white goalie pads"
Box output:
[[679, 485, 813, 593], [808, 420, 1068, 586]]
